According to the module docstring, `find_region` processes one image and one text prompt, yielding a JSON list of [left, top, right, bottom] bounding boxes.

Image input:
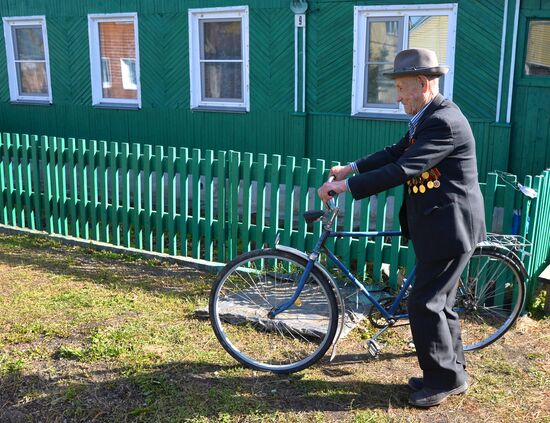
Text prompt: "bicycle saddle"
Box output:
[[303, 210, 324, 224]]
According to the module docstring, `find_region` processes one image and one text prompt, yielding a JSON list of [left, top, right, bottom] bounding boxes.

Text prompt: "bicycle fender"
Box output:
[[275, 244, 346, 360], [475, 242, 529, 280]]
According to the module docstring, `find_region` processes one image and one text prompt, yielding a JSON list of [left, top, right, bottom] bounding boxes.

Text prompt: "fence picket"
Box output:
[[98, 141, 109, 242], [255, 154, 267, 250], [49, 137, 61, 234], [119, 143, 130, 248], [241, 152, 253, 253], [2, 133, 16, 226], [215, 150, 226, 261], [131, 143, 142, 249], [311, 159, 325, 252], [228, 151, 241, 261], [389, 186, 403, 290], [67, 139, 78, 237], [178, 148, 189, 257], [502, 173, 516, 234], [484, 173, 498, 231], [340, 193, 354, 269], [76, 139, 89, 239], [110, 142, 121, 246], [0, 134, 6, 224], [297, 158, 310, 251], [356, 197, 371, 282], [167, 147, 177, 256], [270, 155, 281, 248], [203, 150, 214, 261], [88, 140, 99, 240], [20, 135, 33, 229], [191, 149, 201, 258], [283, 156, 295, 247], [143, 145, 153, 251], [56, 138, 68, 235], [154, 145, 165, 253], [373, 191, 387, 283], [41, 136, 53, 233], [13, 134, 24, 227], [30, 135, 42, 231]]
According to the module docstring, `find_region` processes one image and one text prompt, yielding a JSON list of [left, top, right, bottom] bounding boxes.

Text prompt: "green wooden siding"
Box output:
[[0, 0, 544, 177], [509, 4, 550, 178]]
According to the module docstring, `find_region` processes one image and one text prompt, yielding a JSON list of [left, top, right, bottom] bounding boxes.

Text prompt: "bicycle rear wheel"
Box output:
[[456, 246, 526, 351], [209, 249, 338, 373]]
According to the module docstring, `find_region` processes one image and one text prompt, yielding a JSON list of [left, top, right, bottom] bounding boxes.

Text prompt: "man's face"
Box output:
[[394, 76, 425, 115]]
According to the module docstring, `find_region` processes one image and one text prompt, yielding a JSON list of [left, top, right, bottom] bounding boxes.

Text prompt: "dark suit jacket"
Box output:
[[347, 94, 486, 262]]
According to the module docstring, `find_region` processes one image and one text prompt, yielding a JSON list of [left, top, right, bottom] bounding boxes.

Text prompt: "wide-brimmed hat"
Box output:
[[384, 48, 449, 78]]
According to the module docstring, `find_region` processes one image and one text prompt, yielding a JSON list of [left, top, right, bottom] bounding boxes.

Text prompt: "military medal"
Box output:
[[433, 180, 441, 188], [419, 184, 426, 193], [413, 186, 418, 194], [427, 181, 434, 189], [422, 172, 429, 180]]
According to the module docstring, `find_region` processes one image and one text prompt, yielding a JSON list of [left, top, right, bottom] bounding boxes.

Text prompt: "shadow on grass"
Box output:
[[0, 233, 213, 300], [0, 359, 413, 421]]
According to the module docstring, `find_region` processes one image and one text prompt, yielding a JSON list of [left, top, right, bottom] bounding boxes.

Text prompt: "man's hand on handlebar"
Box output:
[[329, 164, 354, 181], [317, 179, 348, 204]]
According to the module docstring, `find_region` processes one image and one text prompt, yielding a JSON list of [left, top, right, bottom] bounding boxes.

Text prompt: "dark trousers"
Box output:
[[407, 248, 474, 390]]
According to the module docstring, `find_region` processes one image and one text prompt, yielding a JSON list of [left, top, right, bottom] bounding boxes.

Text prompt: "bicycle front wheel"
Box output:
[[209, 249, 338, 373], [456, 246, 526, 351]]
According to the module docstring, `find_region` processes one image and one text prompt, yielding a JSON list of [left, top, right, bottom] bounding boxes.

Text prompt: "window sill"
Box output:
[[352, 112, 410, 121], [10, 100, 52, 106], [192, 106, 248, 114], [93, 103, 141, 110]]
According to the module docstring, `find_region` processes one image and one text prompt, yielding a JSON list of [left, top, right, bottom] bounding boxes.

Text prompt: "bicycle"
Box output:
[[209, 177, 532, 374]]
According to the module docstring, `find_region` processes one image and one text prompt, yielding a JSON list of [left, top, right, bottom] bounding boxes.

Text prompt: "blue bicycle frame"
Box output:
[[269, 225, 416, 325]]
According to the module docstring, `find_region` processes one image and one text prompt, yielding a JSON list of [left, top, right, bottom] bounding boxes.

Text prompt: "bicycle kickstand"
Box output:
[[365, 323, 393, 358]]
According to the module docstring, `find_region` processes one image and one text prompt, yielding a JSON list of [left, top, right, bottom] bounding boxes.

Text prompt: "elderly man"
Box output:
[[318, 48, 486, 407]]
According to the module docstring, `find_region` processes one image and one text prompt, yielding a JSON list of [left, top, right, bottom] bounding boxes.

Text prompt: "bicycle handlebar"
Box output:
[[495, 170, 538, 199]]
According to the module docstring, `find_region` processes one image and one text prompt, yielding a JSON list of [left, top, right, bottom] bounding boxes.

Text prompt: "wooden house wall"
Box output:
[[0, 0, 541, 179]]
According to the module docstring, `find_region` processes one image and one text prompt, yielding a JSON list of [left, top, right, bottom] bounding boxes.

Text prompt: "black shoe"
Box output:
[[407, 377, 423, 391], [408, 381, 468, 408]]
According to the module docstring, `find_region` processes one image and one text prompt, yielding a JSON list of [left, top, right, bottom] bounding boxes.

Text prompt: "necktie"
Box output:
[[408, 121, 415, 142]]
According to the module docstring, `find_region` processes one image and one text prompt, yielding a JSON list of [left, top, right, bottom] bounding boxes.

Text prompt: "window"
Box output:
[[189, 6, 250, 111], [352, 4, 458, 117], [2, 16, 52, 103], [525, 20, 550, 76], [88, 13, 141, 107]]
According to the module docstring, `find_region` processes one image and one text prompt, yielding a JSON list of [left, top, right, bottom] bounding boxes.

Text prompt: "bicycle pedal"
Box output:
[[366, 339, 381, 358]]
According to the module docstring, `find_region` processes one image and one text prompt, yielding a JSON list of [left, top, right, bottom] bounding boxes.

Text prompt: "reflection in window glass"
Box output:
[[409, 15, 448, 63], [98, 21, 137, 99], [200, 20, 243, 101], [364, 18, 402, 107], [101, 58, 112, 88], [525, 20, 550, 76], [121, 58, 137, 90], [12, 26, 47, 95]]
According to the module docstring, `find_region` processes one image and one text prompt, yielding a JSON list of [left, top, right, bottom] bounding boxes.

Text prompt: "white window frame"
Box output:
[[88, 13, 141, 108], [2, 15, 52, 103], [351, 4, 458, 117], [188, 6, 250, 111]]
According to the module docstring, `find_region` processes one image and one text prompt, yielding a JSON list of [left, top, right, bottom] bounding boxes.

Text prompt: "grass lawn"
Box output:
[[0, 232, 549, 422]]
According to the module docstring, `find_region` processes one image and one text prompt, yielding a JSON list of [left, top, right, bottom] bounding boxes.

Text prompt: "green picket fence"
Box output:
[[0, 132, 548, 302]]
